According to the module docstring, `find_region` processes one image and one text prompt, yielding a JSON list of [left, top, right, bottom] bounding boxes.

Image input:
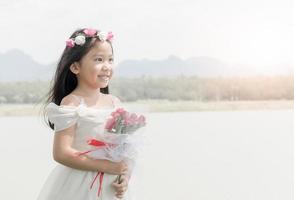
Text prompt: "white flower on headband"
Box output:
[[97, 31, 108, 41], [74, 35, 86, 46]]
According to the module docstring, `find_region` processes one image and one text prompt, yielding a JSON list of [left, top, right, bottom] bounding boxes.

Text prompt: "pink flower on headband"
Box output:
[[66, 39, 75, 48], [107, 31, 114, 41], [83, 28, 97, 36]]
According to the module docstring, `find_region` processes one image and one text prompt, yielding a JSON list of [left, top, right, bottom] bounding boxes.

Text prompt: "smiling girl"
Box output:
[[37, 28, 130, 200]]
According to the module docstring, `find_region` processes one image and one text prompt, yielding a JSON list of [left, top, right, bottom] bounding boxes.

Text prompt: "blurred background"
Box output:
[[1, 0, 294, 199]]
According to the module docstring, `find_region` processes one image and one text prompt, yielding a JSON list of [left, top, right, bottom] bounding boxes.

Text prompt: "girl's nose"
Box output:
[[102, 64, 111, 71]]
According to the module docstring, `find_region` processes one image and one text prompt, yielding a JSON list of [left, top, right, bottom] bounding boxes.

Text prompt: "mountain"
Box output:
[[115, 55, 258, 77], [0, 49, 55, 81], [1, 49, 294, 82], [115, 55, 190, 77]]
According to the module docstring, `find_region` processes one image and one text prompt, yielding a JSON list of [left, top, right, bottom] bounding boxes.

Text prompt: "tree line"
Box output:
[[1, 75, 294, 104]]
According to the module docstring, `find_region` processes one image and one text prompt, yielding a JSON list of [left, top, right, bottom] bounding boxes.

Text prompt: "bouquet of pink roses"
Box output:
[[76, 107, 146, 197], [105, 107, 146, 134]]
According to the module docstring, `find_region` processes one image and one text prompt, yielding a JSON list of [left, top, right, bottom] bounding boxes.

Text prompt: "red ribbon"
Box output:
[[88, 139, 107, 146], [90, 171, 104, 197], [76, 139, 107, 156], [76, 138, 114, 197]]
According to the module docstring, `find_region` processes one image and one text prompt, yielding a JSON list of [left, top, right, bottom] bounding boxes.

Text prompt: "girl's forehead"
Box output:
[[89, 41, 112, 55], [93, 41, 112, 51]]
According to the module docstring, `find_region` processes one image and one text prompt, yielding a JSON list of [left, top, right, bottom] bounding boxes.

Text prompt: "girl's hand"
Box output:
[[112, 175, 129, 199], [107, 160, 128, 175]]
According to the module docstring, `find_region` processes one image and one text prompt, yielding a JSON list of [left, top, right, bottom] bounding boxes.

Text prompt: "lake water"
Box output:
[[1, 110, 294, 200]]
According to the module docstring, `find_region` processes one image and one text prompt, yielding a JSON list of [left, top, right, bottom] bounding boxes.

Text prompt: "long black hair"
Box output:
[[43, 28, 114, 130]]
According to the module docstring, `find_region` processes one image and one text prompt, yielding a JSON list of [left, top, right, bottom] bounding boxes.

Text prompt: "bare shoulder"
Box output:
[[60, 94, 81, 107]]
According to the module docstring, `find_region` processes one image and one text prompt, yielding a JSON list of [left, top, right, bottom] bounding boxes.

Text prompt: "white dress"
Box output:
[[37, 96, 132, 200]]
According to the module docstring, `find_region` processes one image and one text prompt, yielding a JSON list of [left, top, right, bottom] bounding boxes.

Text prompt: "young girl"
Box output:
[[38, 28, 131, 200]]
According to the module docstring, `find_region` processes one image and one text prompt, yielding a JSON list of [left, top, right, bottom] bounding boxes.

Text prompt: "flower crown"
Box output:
[[66, 28, 114, 48]]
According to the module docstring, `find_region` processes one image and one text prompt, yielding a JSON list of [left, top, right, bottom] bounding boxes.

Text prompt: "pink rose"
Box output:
[[107, 31, 114, 41], [111, 111, 120, 118], [66, 39, 75, 48], [127, 113, 138, 124], [122, 111, 129, 120], [116, 108, 126, 114], [138, 115, 146, 125], [105, 117, 116, 131], [130, 113, 137, 120], [83, 28, 97, 36], [123, 118, 130, 126]]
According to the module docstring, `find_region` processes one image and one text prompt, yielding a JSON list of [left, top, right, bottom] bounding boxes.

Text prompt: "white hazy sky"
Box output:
[[1, 0, 294, 67]]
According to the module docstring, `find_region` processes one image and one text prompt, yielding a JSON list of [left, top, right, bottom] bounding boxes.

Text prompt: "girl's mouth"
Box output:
[[98, 75, 110, 81]]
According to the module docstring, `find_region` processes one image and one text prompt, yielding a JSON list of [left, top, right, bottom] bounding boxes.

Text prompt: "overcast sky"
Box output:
[[1, 0, 294, 68]]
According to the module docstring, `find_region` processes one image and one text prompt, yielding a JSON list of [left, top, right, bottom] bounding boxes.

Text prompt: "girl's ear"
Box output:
[[69, 62, 80, 75]]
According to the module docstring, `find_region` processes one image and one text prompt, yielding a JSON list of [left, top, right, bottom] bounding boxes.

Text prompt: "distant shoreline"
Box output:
[[1, 100, 294, 116]]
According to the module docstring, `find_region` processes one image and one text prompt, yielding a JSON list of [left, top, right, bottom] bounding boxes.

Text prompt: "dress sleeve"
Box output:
[[46, 103, 79, 132]]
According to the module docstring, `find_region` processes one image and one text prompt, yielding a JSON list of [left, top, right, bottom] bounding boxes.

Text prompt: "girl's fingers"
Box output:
[[112, 176, 128, 196], [112, 182, 124, 188], [116, 194, 124, 199], [112, 183, 127, 194], [116, 186, 127, 193], [116, 192, 125, 199], [119, 176, 128, 183], [115, 186, 127, 193], [113, 180, 127, 188]]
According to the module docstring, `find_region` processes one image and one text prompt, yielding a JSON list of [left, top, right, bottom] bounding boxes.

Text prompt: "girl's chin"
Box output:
[[97, 81, 109, 88], [96, 76, 111, 87]]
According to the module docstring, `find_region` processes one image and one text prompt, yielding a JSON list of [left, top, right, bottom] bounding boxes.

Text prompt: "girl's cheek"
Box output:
[[96, 64, 103, 70]]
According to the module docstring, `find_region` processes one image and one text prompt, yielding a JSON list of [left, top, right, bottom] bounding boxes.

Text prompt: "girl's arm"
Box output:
[[53, 127, 127, 175], [52, 95, 128, 175]]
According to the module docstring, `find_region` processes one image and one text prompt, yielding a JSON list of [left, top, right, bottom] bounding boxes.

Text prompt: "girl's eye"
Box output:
[[95, 58, 103, 62], [109, 58, 114, 62]]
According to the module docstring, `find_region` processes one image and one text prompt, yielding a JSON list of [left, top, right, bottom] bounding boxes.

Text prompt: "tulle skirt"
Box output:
[[37, 164, 131, 200]]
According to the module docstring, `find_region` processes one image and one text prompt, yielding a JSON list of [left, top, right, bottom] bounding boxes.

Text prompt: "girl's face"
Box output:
[[71, 40, 114, 89]]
